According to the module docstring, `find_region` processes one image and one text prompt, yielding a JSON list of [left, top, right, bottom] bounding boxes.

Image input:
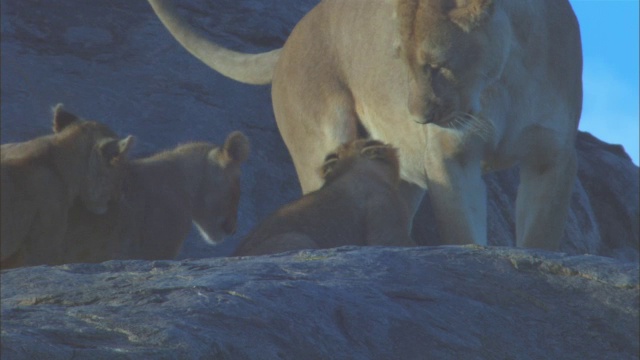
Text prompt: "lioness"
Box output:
[[234, 139, 414, 256], [62, 132, 250, 262], [148, 0, 582, 249], [1, 104, 134, 268]]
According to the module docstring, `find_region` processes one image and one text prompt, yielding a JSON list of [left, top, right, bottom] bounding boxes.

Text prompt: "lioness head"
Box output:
[[52, 104, 134, 214], [192, 131, 250, 244], [396, 0, 508, 124], [320, 139, 400, 185]]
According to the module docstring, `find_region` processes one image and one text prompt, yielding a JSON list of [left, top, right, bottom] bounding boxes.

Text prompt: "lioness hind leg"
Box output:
[[272, 56, 360, 195], [277, 101, 360, 195], [516, 149, 577, 250]]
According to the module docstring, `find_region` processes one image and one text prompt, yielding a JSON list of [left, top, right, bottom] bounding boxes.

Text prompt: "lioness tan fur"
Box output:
[[0, 104, 134, 268], [62, 132, 250, 263], [148, 0, 582, 250], [234, 139, 414, 256]]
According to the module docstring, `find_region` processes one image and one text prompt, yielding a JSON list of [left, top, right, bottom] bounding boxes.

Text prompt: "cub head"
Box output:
[[395, 0, 508, 124], [192, 131, 250, 244], [320, 139, 400, 185], [52, 104, 134, 214]]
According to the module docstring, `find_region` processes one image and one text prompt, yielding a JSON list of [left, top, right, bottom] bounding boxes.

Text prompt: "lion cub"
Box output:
[[234, 139, 415, 256], [62, 132, 250, 262], [1, 104, 134, 268]]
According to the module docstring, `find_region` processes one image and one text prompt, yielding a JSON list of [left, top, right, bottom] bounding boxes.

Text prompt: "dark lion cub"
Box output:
[[1, 104, 133, 268], [234, 139, 415, 256]]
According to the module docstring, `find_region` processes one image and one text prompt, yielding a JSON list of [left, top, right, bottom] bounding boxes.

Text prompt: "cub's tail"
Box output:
[[148, 0, 281, 85]]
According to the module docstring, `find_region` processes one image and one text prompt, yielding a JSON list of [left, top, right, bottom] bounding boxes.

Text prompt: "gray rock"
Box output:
[[1, 2, 638, 358], [1, 246, 638, 359]]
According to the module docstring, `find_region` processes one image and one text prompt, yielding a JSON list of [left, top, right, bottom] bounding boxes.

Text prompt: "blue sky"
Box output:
[[569, 0, 639, 165]]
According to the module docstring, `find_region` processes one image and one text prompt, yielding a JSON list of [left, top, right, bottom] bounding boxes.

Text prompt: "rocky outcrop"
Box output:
[[1, 246, 638, 359], [574, 133, 640, 261], [1, 3, 638, 357]]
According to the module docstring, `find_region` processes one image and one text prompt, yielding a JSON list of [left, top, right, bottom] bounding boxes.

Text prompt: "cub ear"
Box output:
[[52, 103, 80, 133], [448, 0, 493, 32], [222, 131, 250, 165], [319, 153, 339, 180], [361, 143, 401, 183], [117, 135, 136, 157], [360, 143, 398, 163], [99, 135, 135, 165]]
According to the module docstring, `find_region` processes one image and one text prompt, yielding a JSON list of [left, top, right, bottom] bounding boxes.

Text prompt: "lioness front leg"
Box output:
[[424, 128, 487, 246], [516, 149, 577, 250], [426, 164, 487, 246], [397, 180, 427, 233]]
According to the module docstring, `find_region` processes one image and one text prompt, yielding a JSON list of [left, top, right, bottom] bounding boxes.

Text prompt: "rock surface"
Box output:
[[2, 2, 638, 358], [2, 246, 639, 359], [1, 0, 638, 261], [1, 2, 639, 357]]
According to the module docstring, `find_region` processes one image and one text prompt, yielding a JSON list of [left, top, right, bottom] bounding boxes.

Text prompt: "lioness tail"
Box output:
[[148, 0, 280, 85]]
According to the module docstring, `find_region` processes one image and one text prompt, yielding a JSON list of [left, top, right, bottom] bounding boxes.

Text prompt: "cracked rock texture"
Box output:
[[1, 246, 639, 359], [1, 2, 639, 358]]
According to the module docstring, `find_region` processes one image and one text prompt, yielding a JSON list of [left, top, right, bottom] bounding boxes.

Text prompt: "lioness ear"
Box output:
[[99, 135, 135, 165], [52, 103, 80, 133], [222, 131, 250, 165], [448, 0, 493, 32]]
